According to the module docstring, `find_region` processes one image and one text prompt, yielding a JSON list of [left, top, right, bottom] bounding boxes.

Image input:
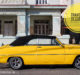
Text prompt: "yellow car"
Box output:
[[0, 35, 80, 70]]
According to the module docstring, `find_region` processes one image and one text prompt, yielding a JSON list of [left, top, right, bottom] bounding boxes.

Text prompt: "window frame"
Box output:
[[34, 20, 52, 35], [27, 38, 60, 46], [37, 38, 60, 46], [36, 0, 47, 4]]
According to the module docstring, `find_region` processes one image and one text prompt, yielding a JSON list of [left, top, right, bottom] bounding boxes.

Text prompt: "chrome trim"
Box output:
[[0, 54, 78, 56]]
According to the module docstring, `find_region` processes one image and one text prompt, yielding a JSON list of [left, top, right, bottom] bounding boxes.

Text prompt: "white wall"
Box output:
[[0, 0, 69, 5], [27, 0, 36, 5], [74, 0, 80, 4], [0, 0, 25, 4], [27, 0, 70, 5], [48, 0, 60, 5], [66, 0, 80, 5]]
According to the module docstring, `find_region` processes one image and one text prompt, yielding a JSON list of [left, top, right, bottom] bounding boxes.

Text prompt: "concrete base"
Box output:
[[57, 35, 70, 44], [0, 37, 16, 46], [16, 33, 26, 37]]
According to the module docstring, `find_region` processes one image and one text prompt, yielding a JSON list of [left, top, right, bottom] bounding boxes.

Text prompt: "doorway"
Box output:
[[34, 20, 52, 35], [3, 21, 15, 36]]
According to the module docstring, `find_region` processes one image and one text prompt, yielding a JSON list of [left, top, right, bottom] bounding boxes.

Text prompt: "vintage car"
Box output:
[[0, 35, 80, 70]]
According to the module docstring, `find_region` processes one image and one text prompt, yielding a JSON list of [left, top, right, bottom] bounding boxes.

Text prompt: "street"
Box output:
[[0, 64, 80, 75]]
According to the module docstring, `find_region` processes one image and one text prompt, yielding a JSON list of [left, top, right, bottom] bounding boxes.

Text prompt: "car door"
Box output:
[[36, 38, 65, 65], [10, 37, 38, 65], [22, 38, 38, 65]]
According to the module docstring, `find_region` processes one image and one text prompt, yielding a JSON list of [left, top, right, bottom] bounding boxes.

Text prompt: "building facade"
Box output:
[[0, 0, 71, 45]]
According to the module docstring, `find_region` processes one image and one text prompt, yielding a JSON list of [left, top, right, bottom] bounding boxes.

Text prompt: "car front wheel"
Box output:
[[9, 57, 23, 70], [74, 57, 80, 69]]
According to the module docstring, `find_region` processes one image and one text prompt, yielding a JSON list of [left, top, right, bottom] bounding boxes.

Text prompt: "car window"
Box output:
[[38, 39, 51, 45], [38, 38, 60, 46], [27, 39, 38, 45]]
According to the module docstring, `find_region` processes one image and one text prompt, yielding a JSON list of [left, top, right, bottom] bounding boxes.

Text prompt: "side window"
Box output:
[[27, 39, 38, 45], [38, 39, 51, 45], [38, 38, 60, 46], [27, 38, 60, 46]]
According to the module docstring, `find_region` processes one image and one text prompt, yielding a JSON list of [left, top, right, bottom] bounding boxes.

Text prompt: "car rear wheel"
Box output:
[[9, 57, 23, 70], [74, 57, 80, 69]]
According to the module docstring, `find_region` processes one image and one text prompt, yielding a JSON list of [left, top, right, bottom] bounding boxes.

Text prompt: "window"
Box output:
[[27, 38, 60, 46], [38, 39, 51, 45], [34, 20, 52, 35], [36, 0, 38, 4], [44, 0, 47, 4], [36, 0, 47, 4], [28, 39, 38, 45], [38, 38, 60, 46]]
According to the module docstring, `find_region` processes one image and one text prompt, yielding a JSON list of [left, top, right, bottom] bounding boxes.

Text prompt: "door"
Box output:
[[36, 38, 65, 64], [3, 21, 15, 36], [34, 20, 52, 35], [24, 38, 38, 64]]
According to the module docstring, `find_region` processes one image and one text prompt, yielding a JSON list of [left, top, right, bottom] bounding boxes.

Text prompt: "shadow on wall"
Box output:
[[69, 32, 80, 44]]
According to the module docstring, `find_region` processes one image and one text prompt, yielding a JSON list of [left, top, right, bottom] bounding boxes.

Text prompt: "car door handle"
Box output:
[[37, 47, 41, 48]]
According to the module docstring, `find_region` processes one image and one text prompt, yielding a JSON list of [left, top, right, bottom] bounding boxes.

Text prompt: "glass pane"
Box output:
[[38, 39, 51, 45], [28, 39, 38, 45], [36, 0, 38, 4], [34, 20, 51, 35]]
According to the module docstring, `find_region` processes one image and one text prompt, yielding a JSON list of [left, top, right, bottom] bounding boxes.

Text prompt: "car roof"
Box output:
[[10, 35, 57, 46], [18, 35, 56, 39]]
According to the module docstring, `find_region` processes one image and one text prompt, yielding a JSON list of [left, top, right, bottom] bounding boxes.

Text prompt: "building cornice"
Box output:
[[0, 4, 67, 9], [30, 5, 67, 9], [0, 5, 30, 8]]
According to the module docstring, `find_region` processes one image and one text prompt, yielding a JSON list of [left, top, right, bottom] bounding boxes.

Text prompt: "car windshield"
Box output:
[[10, 37, 28, 46]]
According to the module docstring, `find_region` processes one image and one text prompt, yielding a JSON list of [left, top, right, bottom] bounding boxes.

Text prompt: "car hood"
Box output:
[[64, 44, 80, 49]]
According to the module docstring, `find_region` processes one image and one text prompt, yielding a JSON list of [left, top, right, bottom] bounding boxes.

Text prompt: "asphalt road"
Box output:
[[0, 64, 80, 75]]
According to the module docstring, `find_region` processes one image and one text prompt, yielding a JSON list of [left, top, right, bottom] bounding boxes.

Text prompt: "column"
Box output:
[[52, 16, 61, 36], [26, 15, 30, 35], [17, 15, 26, 36]]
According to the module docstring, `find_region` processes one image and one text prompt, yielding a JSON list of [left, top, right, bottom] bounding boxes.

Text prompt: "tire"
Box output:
[[9, 57, 23, 70], [74, 57, 80, 69]]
